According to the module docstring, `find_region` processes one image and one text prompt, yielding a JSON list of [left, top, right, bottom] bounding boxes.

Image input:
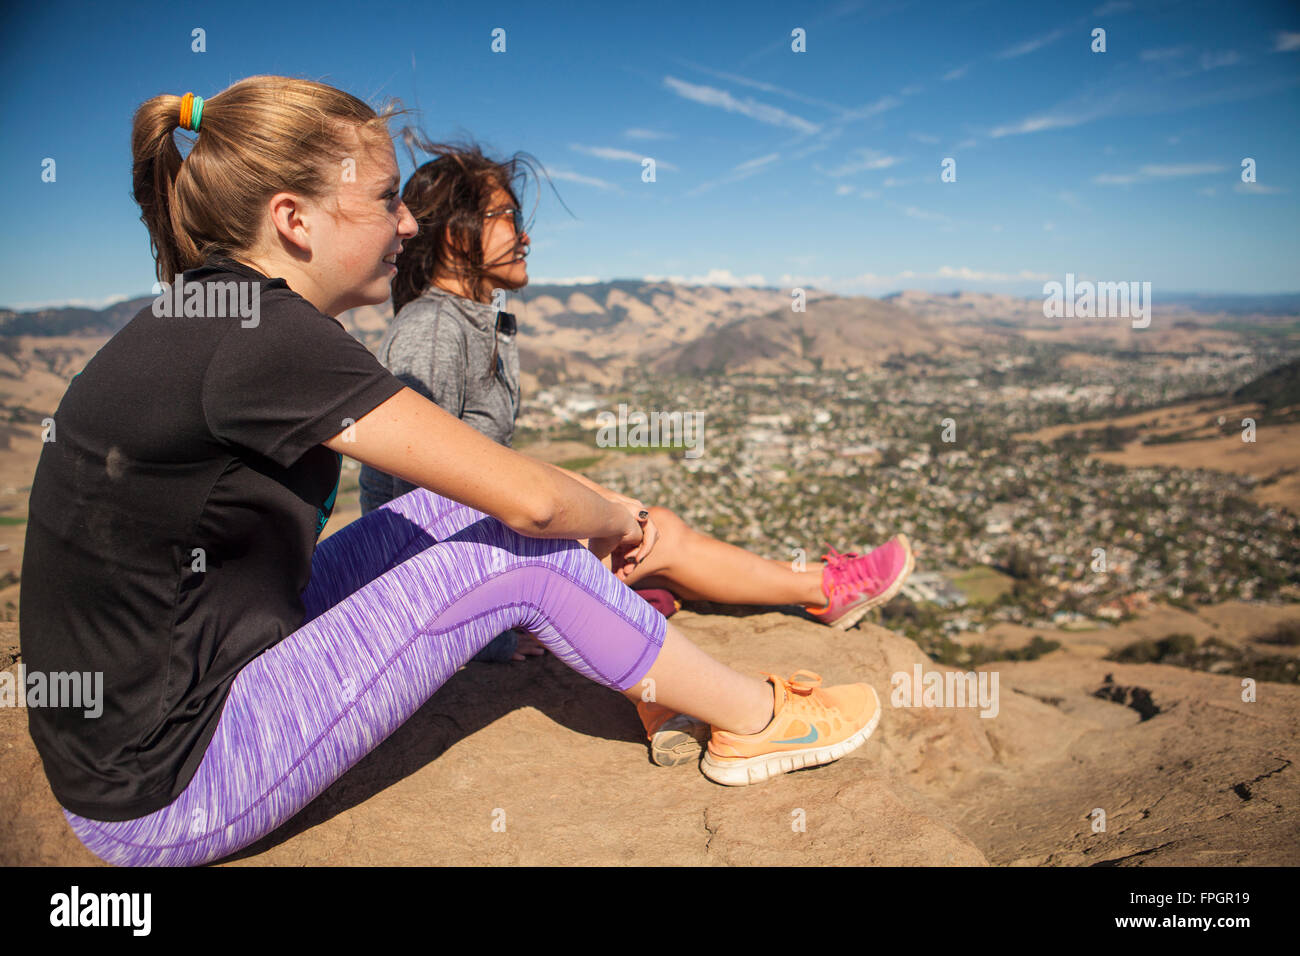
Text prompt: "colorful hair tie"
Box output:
[[178, 92, 204, 132]]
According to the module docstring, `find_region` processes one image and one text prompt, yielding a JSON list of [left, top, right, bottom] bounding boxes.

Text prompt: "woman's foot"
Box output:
[[469, 630, 547, 664], [701, 670, 881, 786], [635, 699, 710, 766], [511, 631, 546, 661], [806, 534, 914, 630]]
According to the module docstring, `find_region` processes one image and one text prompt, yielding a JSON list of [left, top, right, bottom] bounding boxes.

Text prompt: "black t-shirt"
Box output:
[[19, 256, 406, 820]]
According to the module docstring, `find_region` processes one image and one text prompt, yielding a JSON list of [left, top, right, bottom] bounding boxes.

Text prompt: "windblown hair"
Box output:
[[131, 75, 410, 283], [389, 136, 546, 316]]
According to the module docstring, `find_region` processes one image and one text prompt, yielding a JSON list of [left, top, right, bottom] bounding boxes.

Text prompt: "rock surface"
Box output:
[[2, 610, 1296, 866]]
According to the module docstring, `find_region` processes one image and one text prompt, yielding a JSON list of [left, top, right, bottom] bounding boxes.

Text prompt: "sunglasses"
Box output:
[[484, 206, 524, 234]]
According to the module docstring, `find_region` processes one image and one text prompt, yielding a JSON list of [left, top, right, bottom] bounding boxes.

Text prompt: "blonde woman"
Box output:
[[19, 77, 884, 866]]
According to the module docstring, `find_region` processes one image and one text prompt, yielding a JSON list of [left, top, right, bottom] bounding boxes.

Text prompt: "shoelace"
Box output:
[[763, 670, 830, 722], [821, 545, 882, 595]]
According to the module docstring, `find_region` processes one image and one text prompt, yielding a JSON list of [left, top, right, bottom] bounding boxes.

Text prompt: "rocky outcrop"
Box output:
[[2, 611, 1295, 866]]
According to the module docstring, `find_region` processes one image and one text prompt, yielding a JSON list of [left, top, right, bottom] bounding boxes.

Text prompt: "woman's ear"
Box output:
[[266, 191, 314, 255]]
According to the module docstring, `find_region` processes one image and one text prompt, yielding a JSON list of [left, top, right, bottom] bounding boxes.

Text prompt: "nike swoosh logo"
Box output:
[[774, 726, 820, 745]]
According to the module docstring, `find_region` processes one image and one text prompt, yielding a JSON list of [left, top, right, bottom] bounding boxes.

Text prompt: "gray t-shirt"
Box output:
[[359, 287, 520, 514]]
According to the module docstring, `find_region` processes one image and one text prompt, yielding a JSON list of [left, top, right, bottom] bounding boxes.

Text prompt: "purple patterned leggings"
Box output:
[[61, 486, 668, 866]]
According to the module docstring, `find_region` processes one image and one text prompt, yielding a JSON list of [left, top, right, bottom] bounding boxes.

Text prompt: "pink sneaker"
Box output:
[[806, 534, 914, 630]]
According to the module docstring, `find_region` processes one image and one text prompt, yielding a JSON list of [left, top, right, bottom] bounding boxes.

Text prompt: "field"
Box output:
[[1019, 399, 1300, 512], [949, 565, 1015, 605]]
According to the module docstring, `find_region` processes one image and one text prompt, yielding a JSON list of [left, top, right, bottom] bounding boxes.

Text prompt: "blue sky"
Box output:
[[1, 0, 1298, 310]]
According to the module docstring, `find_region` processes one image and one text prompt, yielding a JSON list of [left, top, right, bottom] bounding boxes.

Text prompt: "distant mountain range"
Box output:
[[0, 297, 156, 338], [3, 282, 1297, 389], [648, 294, 957, 377], [882, 289, 1300, 325]]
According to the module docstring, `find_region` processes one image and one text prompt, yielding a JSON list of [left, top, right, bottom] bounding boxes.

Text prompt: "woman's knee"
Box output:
[[645, 506, 691, 562], [647, 505, 686, 533]]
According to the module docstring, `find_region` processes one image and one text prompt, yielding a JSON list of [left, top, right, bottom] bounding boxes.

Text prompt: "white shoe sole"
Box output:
[[700, 685, 882, 786], [825, 534, 916, 630]]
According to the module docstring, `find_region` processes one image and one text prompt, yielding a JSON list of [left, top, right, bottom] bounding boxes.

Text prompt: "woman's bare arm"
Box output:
[[549, 463, 605, 494], [321, 387, 638, 546]]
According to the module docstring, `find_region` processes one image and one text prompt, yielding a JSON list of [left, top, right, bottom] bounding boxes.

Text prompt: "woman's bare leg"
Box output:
[[516, 502, 828, 662], [618, 621, 773, 734], [622, 506, 827, 606]]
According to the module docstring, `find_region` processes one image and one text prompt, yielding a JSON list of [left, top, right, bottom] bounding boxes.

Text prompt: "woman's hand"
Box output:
[[611, 513, 658, 581], [589, 490, 659, 579], [587, 497, 645, 566]]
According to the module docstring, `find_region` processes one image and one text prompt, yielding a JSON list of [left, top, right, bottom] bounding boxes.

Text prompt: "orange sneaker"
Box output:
[[635, 699, 711, 767], [700, 670, 881, 786]]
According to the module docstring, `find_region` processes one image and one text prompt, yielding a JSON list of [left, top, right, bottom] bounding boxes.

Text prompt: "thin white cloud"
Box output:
[[838, 95, 902, 122], [903, 205, 949, 222], [532, 275, 603, 285], [835, 184, 856, 196], [1234, 182, 1286, 194], [823, 148, 901, 177], [791, 140, 832, 159], [1093, 162, 1227, 184], [843, 266, 1052, 287], [1141, 163, 1227, 177], [791, 126, 840, 160], [996, 27, 1067, 59], [686, 153, 781, 196], [1275, 32, 1300, 53], [679, 62, 847, 113], [778, 273, 832, 288], [985, 86, 1129, 142], [569, 144, 679, 171], [1140, 46, 1189, 61], [943, 65, 969, 81], [547, 169, 622, 192], [910, 131, 940, 144], [624, 128, 675, 140], [1166, 49, 1245, 80], [941, 266, 1052, 281], [678, 61, 911, 141], [5, 292, 133, 311], [989, 113, 1087, 138], [570, 145, 644, 161], [987, 64, 1294, 148], [643, 268, 768, 288], [1198, 50, 1240, 71], [1165, 72, 1300, 112], [734, 153, 780, 173], [662, 76, 819, 134]]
